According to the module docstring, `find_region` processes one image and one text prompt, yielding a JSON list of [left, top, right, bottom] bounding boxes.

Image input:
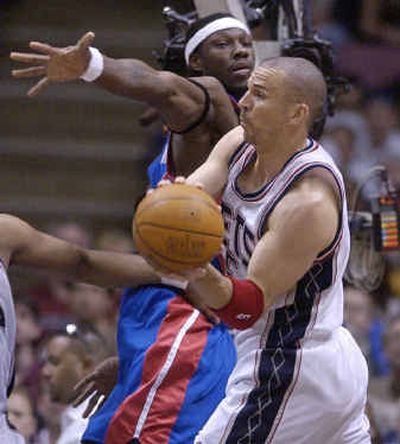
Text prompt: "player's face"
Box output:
[[239, 67, 291, 144], [41, 336, 83, 404], [194, 29, 254, 95]]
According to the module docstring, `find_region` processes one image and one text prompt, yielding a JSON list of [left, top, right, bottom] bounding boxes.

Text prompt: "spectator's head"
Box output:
[[41, 327, 103, 404], [67, 282, 115, 324], [383, 316, 400, 372], [325, 125, 357, 168], [47, 221, 92, 248], [185, 13, 255, 95], [7, 385, 38, 441], [15, 296, 42, 347], [95, 229, 133, 254], [365, 96, 399, 147], [344, 286, 374, 339]]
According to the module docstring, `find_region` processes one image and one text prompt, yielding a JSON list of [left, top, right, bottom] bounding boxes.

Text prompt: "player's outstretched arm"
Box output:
[[10, 33, 229, 133], [0, 214, 160, 288]]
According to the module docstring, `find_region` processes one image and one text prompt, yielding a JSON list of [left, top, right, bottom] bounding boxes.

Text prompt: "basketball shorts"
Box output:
[[195, 326, 371, 444]]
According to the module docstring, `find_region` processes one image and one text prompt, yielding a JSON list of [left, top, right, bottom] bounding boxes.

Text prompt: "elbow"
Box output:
[[74, 249, 92, 282]]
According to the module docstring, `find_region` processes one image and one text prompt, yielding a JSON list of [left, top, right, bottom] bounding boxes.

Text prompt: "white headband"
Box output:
[[184, 17, 250, 65]]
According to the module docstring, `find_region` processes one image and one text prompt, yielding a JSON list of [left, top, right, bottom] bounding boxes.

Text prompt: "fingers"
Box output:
[[28, 77, 50, 97], [72, 380, 96, 407], [174, 176, 185, 184], [10, 51, 49, 64], [78, 31, 95, 49], [82, 392, 102, 418], [29, 41, 59, 55], [200, 306, 220, 325], [11, 66, 46, 78], [157, 179, 172, 187]]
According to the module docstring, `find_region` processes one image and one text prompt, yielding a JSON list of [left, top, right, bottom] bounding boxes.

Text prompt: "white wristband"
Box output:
[[80, 47, 104, 82], [160, 276, 188, 290]]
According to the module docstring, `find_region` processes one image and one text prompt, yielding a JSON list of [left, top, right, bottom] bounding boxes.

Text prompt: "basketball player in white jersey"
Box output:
[[171, 56, 371, 443], [0, 214, 159, 443]]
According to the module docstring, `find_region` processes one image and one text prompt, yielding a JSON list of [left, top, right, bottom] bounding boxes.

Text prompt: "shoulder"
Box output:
[[269, 174, 339, 245]]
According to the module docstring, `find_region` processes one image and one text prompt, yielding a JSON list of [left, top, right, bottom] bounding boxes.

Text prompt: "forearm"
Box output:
[[96, 56, 171, 105], [75, 249, 160, 288]]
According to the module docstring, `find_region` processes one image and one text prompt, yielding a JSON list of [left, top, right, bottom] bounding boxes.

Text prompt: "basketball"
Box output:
[[133, 183, 224, 272]]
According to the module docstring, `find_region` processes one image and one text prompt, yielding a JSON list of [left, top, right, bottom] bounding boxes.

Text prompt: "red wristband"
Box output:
[[212, 277, 264, 330]]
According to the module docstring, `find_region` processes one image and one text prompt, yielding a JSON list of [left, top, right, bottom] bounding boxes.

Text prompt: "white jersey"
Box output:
[[0, 261, 23, 443], [195, 139, 370, 444]]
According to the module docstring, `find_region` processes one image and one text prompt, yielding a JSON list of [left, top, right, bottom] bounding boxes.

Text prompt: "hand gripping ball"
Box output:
[[133, 183, 224, 272]]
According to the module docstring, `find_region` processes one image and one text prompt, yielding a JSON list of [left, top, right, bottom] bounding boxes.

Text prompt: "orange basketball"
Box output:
[[133, 183, 224, 272]]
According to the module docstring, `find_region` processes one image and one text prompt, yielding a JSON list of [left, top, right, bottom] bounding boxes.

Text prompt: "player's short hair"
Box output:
[[260, 57, 327, 129]]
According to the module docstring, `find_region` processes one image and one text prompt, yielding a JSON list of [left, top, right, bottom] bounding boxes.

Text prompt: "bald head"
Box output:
[[259, 57, 327, 128]]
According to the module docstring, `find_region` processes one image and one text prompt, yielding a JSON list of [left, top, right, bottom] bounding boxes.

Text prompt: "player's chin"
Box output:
[[242, 126, 253, 143], [230, 70, 251, 87]]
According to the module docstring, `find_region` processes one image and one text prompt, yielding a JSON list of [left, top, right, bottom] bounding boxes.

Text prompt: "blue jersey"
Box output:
[[83, 131, 237, 443], [146, 133, 171, 188]]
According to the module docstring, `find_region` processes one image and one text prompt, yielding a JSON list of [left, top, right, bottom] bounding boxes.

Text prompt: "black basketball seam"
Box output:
[[138, 222, 223, 238]]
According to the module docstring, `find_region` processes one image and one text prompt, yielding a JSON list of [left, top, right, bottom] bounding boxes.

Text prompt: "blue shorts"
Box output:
[[82, 285, 236, 444]]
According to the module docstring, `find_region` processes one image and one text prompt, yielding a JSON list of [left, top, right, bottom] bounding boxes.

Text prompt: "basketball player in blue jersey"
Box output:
[[163, 57, 371, 443], [11, 14, 255, 443], [0, 213, 168, 443]]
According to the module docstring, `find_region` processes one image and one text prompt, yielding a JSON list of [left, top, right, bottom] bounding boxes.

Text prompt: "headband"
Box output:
[[184, 17, 250, 65]]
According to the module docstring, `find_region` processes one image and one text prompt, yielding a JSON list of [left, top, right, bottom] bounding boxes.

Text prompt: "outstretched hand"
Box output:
[[72, 356, 118, 418], [10, 31, 95, 97]]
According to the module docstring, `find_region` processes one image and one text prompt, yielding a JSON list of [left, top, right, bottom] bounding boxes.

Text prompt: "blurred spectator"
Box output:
[[27, 221, 92, 333], [15, 297, 43, 404], [7, 385, 41, 443], [359, 0, 400, 47], [364, 96, 400, 162], [41, 328, 104, 444], [36, 383, 63, 444], [94, 229, 133, 254], [312, 0, 352, 50], [67, 283, 118, 356], [344, 286, 389, 376], [369, 316, 400, 443]]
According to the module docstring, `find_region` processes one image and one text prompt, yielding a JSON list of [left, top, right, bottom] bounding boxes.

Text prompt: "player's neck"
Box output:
[[254, 132, 308, 181]]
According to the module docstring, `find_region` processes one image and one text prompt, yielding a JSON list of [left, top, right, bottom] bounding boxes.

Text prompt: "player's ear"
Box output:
[[188, 53, 204, 73], [290, 102, 309, 126]]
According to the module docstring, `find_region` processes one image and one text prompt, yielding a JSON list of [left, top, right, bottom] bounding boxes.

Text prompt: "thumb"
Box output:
[[78, 32, 95, 49]]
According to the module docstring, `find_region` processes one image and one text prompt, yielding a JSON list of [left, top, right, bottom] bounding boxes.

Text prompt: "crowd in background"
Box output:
[[4, 0, 400, 443]]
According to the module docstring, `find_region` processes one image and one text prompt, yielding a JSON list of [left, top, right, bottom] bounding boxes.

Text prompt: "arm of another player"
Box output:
[[186, 176, 340, 328], [186, 125, 244, 198], [10, 32, 220, 133], [0, 214, 160, 288]]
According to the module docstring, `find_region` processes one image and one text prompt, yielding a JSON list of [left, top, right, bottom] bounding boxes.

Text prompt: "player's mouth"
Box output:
[[231, 63, 252, 78]]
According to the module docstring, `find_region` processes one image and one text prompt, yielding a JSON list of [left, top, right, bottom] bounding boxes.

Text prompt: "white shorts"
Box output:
[[195, 327, 371, 444]]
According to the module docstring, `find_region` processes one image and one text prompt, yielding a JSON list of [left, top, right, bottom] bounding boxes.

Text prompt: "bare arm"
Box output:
[[186, 125, 245, 198], [186, 175, 340, 312], [0, 214, 159, 288], [10, 32, 217, 132]]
